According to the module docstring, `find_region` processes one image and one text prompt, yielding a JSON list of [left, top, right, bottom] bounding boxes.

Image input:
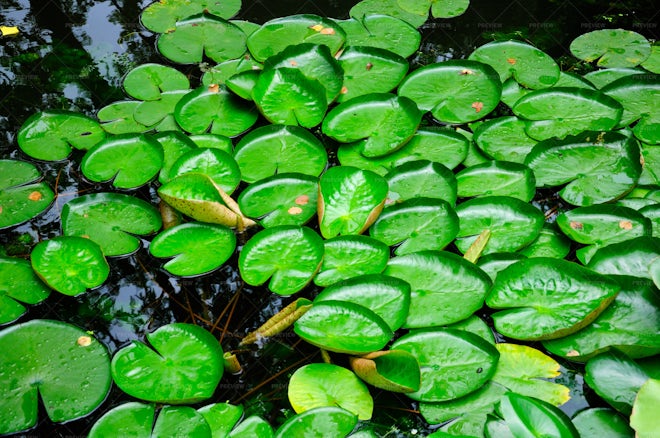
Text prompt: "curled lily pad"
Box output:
[[150, 222, 236, 277], [349, 350, 421, 393], [472, 116, 538, 163], [62, 193, 162, 256], [398, 60, 502, 124], [17, 110, 105, 161], [0, 319, 111, 435], [169, 147, 241, 194], [572, 408, 634, 437], [499, 393, 579, 438], [336, 15, 420, 58], [111, 323, 223, 403], [98, 100, 153, 134], [486, 257, 620, 340], [288, 363, 373, 420], [122, 63, 190, 100], [570, 29, 651, 68], [0, 256, 50, 324], [225, 69, 259, 100], [81, 134, 164, 189], [274, 406, 357, 438], [234, 124, 327, 183], [140, 0, 241, 33], [31, 236, 109, 296], [198, 402, 243, 437], [238, 226, 324, 295], [385, 160, 457, 206], [318, 166, 388, 238], [314, 236, 390, 287], [456, 161, 536, 201], [0, 160, 54, 230]]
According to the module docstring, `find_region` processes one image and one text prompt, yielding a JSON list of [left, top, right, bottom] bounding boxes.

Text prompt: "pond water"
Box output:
[[0, 0, 658, 437]]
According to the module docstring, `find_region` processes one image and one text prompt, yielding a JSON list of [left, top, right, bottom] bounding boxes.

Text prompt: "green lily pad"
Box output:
[[31, 236, 109, 296], [62, 192, 162, 256], [0, 319, 111, 435], [247, 15, 345, 62], [350, 0, 427, 28], [385, 160, 457, 206], [641, 43, 660, 73], [150, 222, 236, 277], [81, 134, 164, 189], [133, 90, 188, 131], [234, 124, 327, 183], [384, 251, 492, 328], [0, 160, 55, 230], [630, 378, 660, 438], [391, 328, 500, 402], [189, 133, 233, 153], [314, 236, 390, 287], [369, 198, 459, 255], [492, 343, 570, 406], [500, 77, 534, 108], [288, 363, 373, 420], [640, 204, 660, 237], [570, 29, 651, 68], [157, 13, 246, 64], [472, 116, 538, 163], [456, 161, 536, 201], [572, 408, 635, 438], [512, 88, 623, 140], [469, 40, 559, 89], [447, 314, 496, 345], [17, 110, 106, 161], [518, 223, 571, 259], [0, 256, 50, 324], [588, 236, 660, 278], [238, 173, 318, 228], [169, 147, 241, 194], [318, 166, 389, 238], [225, 69, 259, 100], [335, 15, 420, 58], [174, 84, 258, 137], [398, 0, 469, 18], [314, 274, 411, 331], [122, 63, 190, 100], [198, 402, 243, 438], [640, 143, 660, 185], [487, 257, 620, 340], [140, 0, 241, 33], [323, 93, 421, 157], [398, 60, 502, 124], [477, 252, 526, 281], [294, 300, 393, 354], [98, 100, 153, 134], [499, 393, 579, 438], [350, 350, 421, 393], [454, 195, 545, 255], [274, 406, 358, 438], [238, 225, 324, 295], [154, 131, 197, 183], [584, 67, 646, 89], [229, 415, 273, 438], [201, 55, 263, 87], [554, 71, 596, 89], [111, 323, 223, 403], [525, 131, 641, 206]]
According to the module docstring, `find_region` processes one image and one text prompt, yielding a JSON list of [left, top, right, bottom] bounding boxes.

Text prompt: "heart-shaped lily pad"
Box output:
[[274, 406, 358, 438], [150, 222, 236, 277], [288, 363, 373, 420], [238, 225, 324, 295], [169, 147, 241, 194], [234, 124, 327, 183], [201, 55, 263, 87], [472, 116, 538, 163], [487, 257, 620, 340], [17, 110, 106, 161], [318, 166, 388, 238], [111, 323, 223, 403], [350, 350, 421, 393], [456, 161, 536, 201], [314, 236, 390, 287], [97, 100, 153, 134], [133, 90, 188, 131], [140, 0, 241, 33], [0, 160, 55, 230], [398, 60, 502, 124], [385, 160, 457, 206], [31, 236, 109, 296], [384, 251, 492, 328], [154, 131, 198, 183], [62, 192, 162, 256], [0, 256, 50, 324], [335, 15, 420, 58], [81, 134, 164, 189], [122, 63, 190, 100], [0, 319, 111, 435], [570, 28, 651, 68], [391, 328, 500, 402], [499, 393, 579, 438]]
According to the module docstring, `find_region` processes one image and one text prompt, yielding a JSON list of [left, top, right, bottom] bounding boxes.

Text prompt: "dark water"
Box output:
[[0, 0, 658, 437]]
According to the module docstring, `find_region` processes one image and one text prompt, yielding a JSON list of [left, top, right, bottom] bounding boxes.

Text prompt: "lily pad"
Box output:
[[97, 100, 153, 134], [335, 15, 420, 58], [584, 67, 647, 89], [314, 236, 390, 287], [133, 90, 188, 131], [570, 29, 651, 68], [500, 77, 534, 108], [189, 133, 233, 153], [274, 406, 358, 438], [229, 415, 273, 438], [350, 0, 427, 28], [486, 257, 620, 340], [238, 226, 324, 295], [62, 193, 162, 256], [157, 13, 247, 64], [477, 252, 526, 281], [385, 159, 457, 206], [472, 116, 538, 163], [0, 256, 50, 324], [17, 110, 106, 161], [369, 198, 459, 255], [31, 236, 109, 296], [154, 131, 198, 183], [0, 319, 111, 435], [525, 131, 641, 206], [140, 0, 241, 33], [588, 236, 660, 278], [198, 402, 243, 438], [234, 124, 327, 183], [518, 223, 571, 259], [201, 55, 263, 87], [384, 251, 492, 328], [398, 60, 502, 124], [630, 378, 660, 438], [169, 147, 241, 194], [572, 408, 635, 438], [122, 63, 190, 100], [111, 323, 223, 403], [350, 350, 421, 393], [456, 161, 536, 201], [150, 222, 236, 277], [81, 134, 164, 189], [398, 0, 469, 18], [498, 393, 579, 438], [0, 160, 55, 230], [391, 328, 500, 402]]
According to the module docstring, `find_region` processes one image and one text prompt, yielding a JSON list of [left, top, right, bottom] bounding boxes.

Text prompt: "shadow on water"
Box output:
[[0, 0, 657, 436]]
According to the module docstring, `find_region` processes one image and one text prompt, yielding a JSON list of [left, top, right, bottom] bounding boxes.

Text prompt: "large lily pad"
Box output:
[[111, 323, 223, 403], [0, 160, 55, 230], [169, 147, 241, 194], [62, 193, 162, 256], [0, 256, 50, 324], [456, 161, 536, 202], [486, 257, 620, 340], [238, 226, 324, 295], [140, 0, 241, 33], [570, 29, 651, 68], [335, 15, 420, 58], [122, 63, 190, 101], [0, 319, 111, 435], [314, 236, 390, 287], [472, 116, 538, 163]]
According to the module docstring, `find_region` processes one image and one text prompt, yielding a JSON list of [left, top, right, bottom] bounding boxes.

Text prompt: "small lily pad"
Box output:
[[385, 159, 457, 206], [572, 408, 635, 438], [499, 393, 579, 438], [98, 100, 153, 134], [154, 131, 198, 183], [570, 29, 651, 68], [189, 133, 233, 153], [0, 256, 50, 324], [201, 55, 263, 87], [122, 63, 190, 100], [0, 160, 55, 230], [169, 147, 241, 194], [140, 0, 241, 33], [274, 406, 357, 438], [456, 161, 536, 201], [133, 90, 188, 131], [472, 116, 538, 163], [477, 252, 526, 281], [229, 415, 273, 438], [336, 15, 420, 58]]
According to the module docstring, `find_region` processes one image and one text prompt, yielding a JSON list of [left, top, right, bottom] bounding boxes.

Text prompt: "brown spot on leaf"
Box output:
[[471, 101, 484, 113], [290, 60, 298, 66], [570, 221, 583, 230], [28, 191, 42, 201], [208, 83, 220, 93], [77, 336, 92, 347], [288, 206, 303, 215], [340, 86, 348, 94], [566, 350, 580, 357], [309, 24, 324, 32], [295, 195, 309, 205], [507, 58, 516, 65], [81, 234, 90, 239], [0, 206, 3, 214], [619, 220, 633, 230], [460, 69, 474, 75], [366, 62, 373, 71], [320, 27, 336, 35]]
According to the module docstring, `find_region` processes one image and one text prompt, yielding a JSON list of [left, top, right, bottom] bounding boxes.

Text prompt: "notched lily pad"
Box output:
[[0, 160, 55, 230], [140, 0, 241, 33], [0, 256, 50, 324], [335, 15, 421, 58], [97, 100, 153, 134], [169, 147, 241, 194], [570, 28, 651, 68], [122, 63, 190, 100]]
